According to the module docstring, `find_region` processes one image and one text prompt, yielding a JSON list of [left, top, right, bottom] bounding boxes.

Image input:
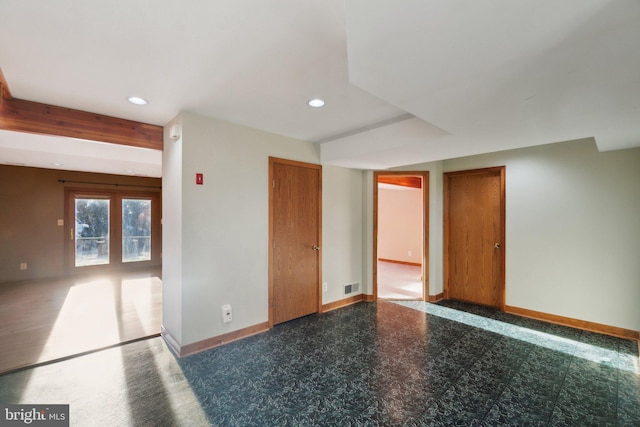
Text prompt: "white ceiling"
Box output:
[[0, 0, 638, 175]]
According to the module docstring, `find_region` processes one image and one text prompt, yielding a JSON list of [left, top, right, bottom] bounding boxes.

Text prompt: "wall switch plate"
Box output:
[[57, 219, 64, 226], [20, 262, 27, 270], [196, 173, 204, 185], [322, 282, 328, 292], [222, 304, 232, 323]]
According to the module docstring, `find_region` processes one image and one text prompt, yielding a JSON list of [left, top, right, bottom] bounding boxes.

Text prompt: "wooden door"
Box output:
[[269, 157, 322, 325], [444, 167, 505, 309]]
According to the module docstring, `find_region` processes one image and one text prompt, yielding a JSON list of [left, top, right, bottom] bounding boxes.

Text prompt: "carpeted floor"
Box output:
[[377, 261, 423, 299], [0, 269, 162, 374], [1, 300, 638, 426]]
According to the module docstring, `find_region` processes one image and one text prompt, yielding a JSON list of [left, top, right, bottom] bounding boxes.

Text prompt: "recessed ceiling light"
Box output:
[[308, 98, 325, 108], [127, 96, 148, 106]]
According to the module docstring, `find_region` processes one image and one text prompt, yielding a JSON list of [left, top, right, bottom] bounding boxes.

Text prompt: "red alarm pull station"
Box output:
[[196, 173, 204, 185]]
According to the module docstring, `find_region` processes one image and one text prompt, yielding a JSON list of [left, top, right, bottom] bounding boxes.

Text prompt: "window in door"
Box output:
[[122, 198, 151, 263], [75, 197, 111, 267]]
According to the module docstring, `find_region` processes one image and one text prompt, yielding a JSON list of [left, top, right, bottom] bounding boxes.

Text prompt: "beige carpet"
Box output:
[[377, 260, 423, 299], [0, 269, 161, 374]]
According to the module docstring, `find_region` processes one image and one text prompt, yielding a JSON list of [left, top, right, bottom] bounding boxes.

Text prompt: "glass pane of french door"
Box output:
[[75, 198, 110, 267], [122, 199, 151, 263]]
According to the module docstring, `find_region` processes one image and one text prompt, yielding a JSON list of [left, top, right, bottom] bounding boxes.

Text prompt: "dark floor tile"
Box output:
[[619, 338, 640, 357], [566, 357, 619, 390], [579, 330, 625, 351], [618, 374, 640, 426], [617, 407, 640, 427], [553, 382, 617, 421], [175, 301, 640, 426], [517, 349, 572, 386], [543, 322, 585, 341], [549, 403, 616, 427], [490, 310, 551, 333], [481, 401, 550, 427]]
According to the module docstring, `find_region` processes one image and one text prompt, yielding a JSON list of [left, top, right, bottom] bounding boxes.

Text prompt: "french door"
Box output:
[[66, 189, 161, 272]]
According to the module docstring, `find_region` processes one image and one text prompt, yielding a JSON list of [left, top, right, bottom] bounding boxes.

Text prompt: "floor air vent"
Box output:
[[344, 282, 360, 295]]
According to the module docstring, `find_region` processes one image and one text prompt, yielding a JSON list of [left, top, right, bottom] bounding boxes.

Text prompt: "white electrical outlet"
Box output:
[[20, 262, 27, 270], [57, 219, 64, 226], [222, 304, 232, 323], [322, 282, 328, 292], [408, 250, 412, 256]]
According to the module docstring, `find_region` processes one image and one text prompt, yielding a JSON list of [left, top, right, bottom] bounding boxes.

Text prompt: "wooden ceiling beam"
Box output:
[[0, 68, 162, 150], [0, 97, 163, 150]]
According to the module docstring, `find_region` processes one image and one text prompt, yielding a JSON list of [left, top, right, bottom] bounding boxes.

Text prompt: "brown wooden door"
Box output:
[[444, 167, 505, 309], [269, 157, 321, 325]]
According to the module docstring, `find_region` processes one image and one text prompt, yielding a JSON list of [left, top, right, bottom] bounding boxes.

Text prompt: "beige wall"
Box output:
[[387, 138, 639, 331], [0, 165, 161, 283], [163, 112, 364, 346], [440, 138, 640, 331], [322, 165, 364, 302], [377, 186, 423, 263]]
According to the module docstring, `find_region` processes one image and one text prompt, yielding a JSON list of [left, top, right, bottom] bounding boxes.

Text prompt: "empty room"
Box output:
[[1, 1, 639, 426]]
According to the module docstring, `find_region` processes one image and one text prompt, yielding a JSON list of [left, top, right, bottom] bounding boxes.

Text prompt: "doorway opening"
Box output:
[[374, 171, 429, 301]]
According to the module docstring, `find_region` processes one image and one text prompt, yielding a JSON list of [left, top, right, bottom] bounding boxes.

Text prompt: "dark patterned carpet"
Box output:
[[178, 300, 640, 426], [1, 300, 638, 426]]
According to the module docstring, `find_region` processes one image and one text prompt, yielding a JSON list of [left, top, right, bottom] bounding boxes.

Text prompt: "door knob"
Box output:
[[494, 243, 501, 249], [312, 245, 320, 251]]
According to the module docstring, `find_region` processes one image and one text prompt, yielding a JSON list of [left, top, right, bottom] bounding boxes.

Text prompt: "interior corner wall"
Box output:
[[164, 111, 363, 347], [443, 138, 640, 331], [322, 165, 363, 303], [162, 114, 184, 344], [362, 170, 374, 296]]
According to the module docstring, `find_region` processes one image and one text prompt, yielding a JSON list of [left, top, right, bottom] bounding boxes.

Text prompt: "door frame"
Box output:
[[443, 166, 506, 310], [268, 157, 322, 327], [373, 171, 429, 301]]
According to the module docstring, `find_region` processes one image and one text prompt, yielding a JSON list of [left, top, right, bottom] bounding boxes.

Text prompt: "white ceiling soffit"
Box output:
[[336, 0, 640, 168], [0, 130, 162, 177], [0, 1, 404, 142], [1, 1, 639, 172]]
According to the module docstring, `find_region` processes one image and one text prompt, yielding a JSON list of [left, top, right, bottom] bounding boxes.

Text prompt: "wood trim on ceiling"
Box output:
[[377, 175, 422, 189], [0, 97, 163, 150], [378, 258, 422, 267], [0, 69, 162, 150]]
